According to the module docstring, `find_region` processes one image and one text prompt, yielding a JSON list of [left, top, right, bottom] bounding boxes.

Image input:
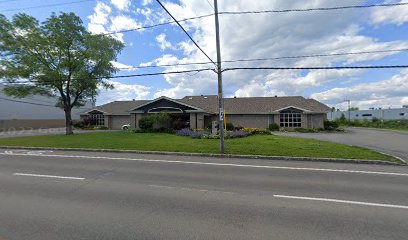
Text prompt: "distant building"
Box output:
[[0, 84, 91, 130], [327, 108, 408, 121]]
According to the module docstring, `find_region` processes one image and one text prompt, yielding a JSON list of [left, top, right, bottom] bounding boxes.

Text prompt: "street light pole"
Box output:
[[214, 0, 224, 153]]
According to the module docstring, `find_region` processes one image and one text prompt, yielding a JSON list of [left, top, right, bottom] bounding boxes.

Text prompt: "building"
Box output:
[[327, 108, 408, 121], [0, 84, 92, 130], [79, 95, 330, 130]]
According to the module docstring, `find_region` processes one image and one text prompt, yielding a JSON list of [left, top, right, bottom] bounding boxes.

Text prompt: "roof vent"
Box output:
[[274, 95, 277, 97], [188, 97, 193, 100], [200, 94, 204, 96], [132, 99, 135, 101], [204, 96, 208, 99], [234, 96, 237, 98]]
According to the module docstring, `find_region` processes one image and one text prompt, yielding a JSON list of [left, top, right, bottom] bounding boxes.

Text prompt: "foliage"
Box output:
[[139, 113, 172, 130], [175, 128, 192, 136], [339, 113, 347, 124], [268, 123, 280, 131], [72, 120, 84, 129], [225, 122, 235, 131], [133, 127, 176, 134], [82, 117, 97, 127], [190, 130, 211, 139], [294, 128, 318, 133], [242, 128, 271, 135], [139, 118, 154, 130], [93, 126, 109, 130], [227, 130, 249, 138], [323, 120, 340, 131], [0, 12, 124, 134], [339, 119, 408, 130]]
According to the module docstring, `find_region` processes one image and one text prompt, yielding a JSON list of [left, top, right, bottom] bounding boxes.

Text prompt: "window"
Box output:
[[400, 113, 405, 116], [91, 114, 105, 126], [280, 109, 302, 128], [362, 114, 372, 117]]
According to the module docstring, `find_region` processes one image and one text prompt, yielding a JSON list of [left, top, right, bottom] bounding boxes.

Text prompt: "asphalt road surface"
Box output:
[[0, 149, 407, 240], [274, 127, 408, 161]]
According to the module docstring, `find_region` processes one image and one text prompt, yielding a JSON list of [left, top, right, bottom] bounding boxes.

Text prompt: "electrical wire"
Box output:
[[155, 0, 216, 65], [223, 65, 408, 72], [0, 0, 95, 13], [219, 2, 408, 14]]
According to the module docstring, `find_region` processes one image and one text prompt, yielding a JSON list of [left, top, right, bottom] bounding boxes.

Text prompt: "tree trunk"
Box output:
[[64, 108, 74, 135]]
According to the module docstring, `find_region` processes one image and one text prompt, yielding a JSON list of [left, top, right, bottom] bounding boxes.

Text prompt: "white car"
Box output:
[[122, 123, 131, 131]]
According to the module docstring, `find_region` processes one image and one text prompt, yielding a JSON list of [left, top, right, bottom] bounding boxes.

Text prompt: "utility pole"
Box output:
[[344, 99, 351, 122], [213, 0, 224, 153]]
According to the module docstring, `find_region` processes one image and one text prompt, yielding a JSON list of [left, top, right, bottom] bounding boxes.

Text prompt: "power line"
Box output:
[[117, 48, 408, 70], [1, 68, 215, 84], [222, 48, 408, 64], [219, 2, 408, 14], [100, 14, 215, 36], [223, 65, 408, 72], [0, 96, 56, 107], [155, 0, 216, 66], [0, 0, 95, 13]]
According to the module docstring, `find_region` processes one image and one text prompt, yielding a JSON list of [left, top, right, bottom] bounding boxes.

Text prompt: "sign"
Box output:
[[219, 108, 224, 121]]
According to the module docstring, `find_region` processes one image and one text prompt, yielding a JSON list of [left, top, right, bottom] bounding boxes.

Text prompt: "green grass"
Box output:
[[0, 131, 399, 162]]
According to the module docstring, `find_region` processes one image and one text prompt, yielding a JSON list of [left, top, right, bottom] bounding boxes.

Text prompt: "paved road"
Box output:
[[0, 128, 118, 138], [0, 149, 407, 240], [273, 127, 408, 161]]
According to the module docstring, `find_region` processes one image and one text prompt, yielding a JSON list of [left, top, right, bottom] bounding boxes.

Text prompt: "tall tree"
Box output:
[[0, 12, 124, 134]]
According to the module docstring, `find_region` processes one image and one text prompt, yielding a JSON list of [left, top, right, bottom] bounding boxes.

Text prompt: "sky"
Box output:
[[1, 0, 408, 110]]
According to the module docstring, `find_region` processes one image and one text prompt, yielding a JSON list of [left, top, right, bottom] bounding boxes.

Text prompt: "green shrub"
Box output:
[[268, 123, 280, 131], [139, 117, 153, 130], [93, 126, 109, 130], [242, 128, 271, 135], [139, 113, 172, 130], [225, 122, 234, 131], [295, 128, 317, 133], [323, 120, 339, 131], [72, 120, 84, 129], [133, 127, 176, 134]]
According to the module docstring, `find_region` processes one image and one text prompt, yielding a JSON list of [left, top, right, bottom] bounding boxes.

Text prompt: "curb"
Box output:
[[0, 146, 405, 166]]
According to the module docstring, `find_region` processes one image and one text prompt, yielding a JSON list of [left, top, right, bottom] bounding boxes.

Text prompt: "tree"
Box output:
[[339, 113, 347, 124], [348, 107, 359, 111], [0, 12, 124, 134]]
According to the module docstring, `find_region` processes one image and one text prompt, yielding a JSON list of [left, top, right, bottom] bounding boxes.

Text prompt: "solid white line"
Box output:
[[274, 195, 408, 209], [2, 152, 408, 177], [13, 172, 85, 180]]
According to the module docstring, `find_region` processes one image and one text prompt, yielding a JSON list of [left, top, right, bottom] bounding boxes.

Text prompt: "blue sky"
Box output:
[[1, 0, 407, 110]]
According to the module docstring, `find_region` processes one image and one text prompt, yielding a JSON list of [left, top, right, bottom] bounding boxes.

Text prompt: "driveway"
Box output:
[[273, 127, 408, 161], [0, 127, 118, 138]]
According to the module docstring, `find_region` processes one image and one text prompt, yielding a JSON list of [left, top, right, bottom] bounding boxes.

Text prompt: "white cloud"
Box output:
[[311, 69, 408, 109], [87, 2, 112, 34], [108, 15, 143, 42], [143, 0, 408, 100], [110, 61, 134, 71], [155, 33, 173, 50], [154, 85, 194, 99], [371, 0, 408, 25], [110, 0, 131, 11], [142, 0, 153, 6], [98, 80, 150, 104]]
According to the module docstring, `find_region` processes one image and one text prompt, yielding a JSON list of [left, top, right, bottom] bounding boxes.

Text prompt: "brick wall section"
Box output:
[[225, 114, 270, 129]]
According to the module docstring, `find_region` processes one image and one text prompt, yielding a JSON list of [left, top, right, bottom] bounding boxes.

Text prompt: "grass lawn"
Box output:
[[0, 131, 399, 162]]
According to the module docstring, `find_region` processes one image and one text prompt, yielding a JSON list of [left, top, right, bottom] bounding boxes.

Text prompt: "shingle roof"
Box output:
[[79, 100, 149, 115], [81, 96, 329, 115], [180, 95, 330, 113]]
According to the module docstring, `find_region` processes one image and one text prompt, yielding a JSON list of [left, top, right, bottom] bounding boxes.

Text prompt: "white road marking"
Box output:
[[13, 173, 85, 180], [274, 195, 408, 209], [2, 152, 408, 177], [148, 184, 235, 194]]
